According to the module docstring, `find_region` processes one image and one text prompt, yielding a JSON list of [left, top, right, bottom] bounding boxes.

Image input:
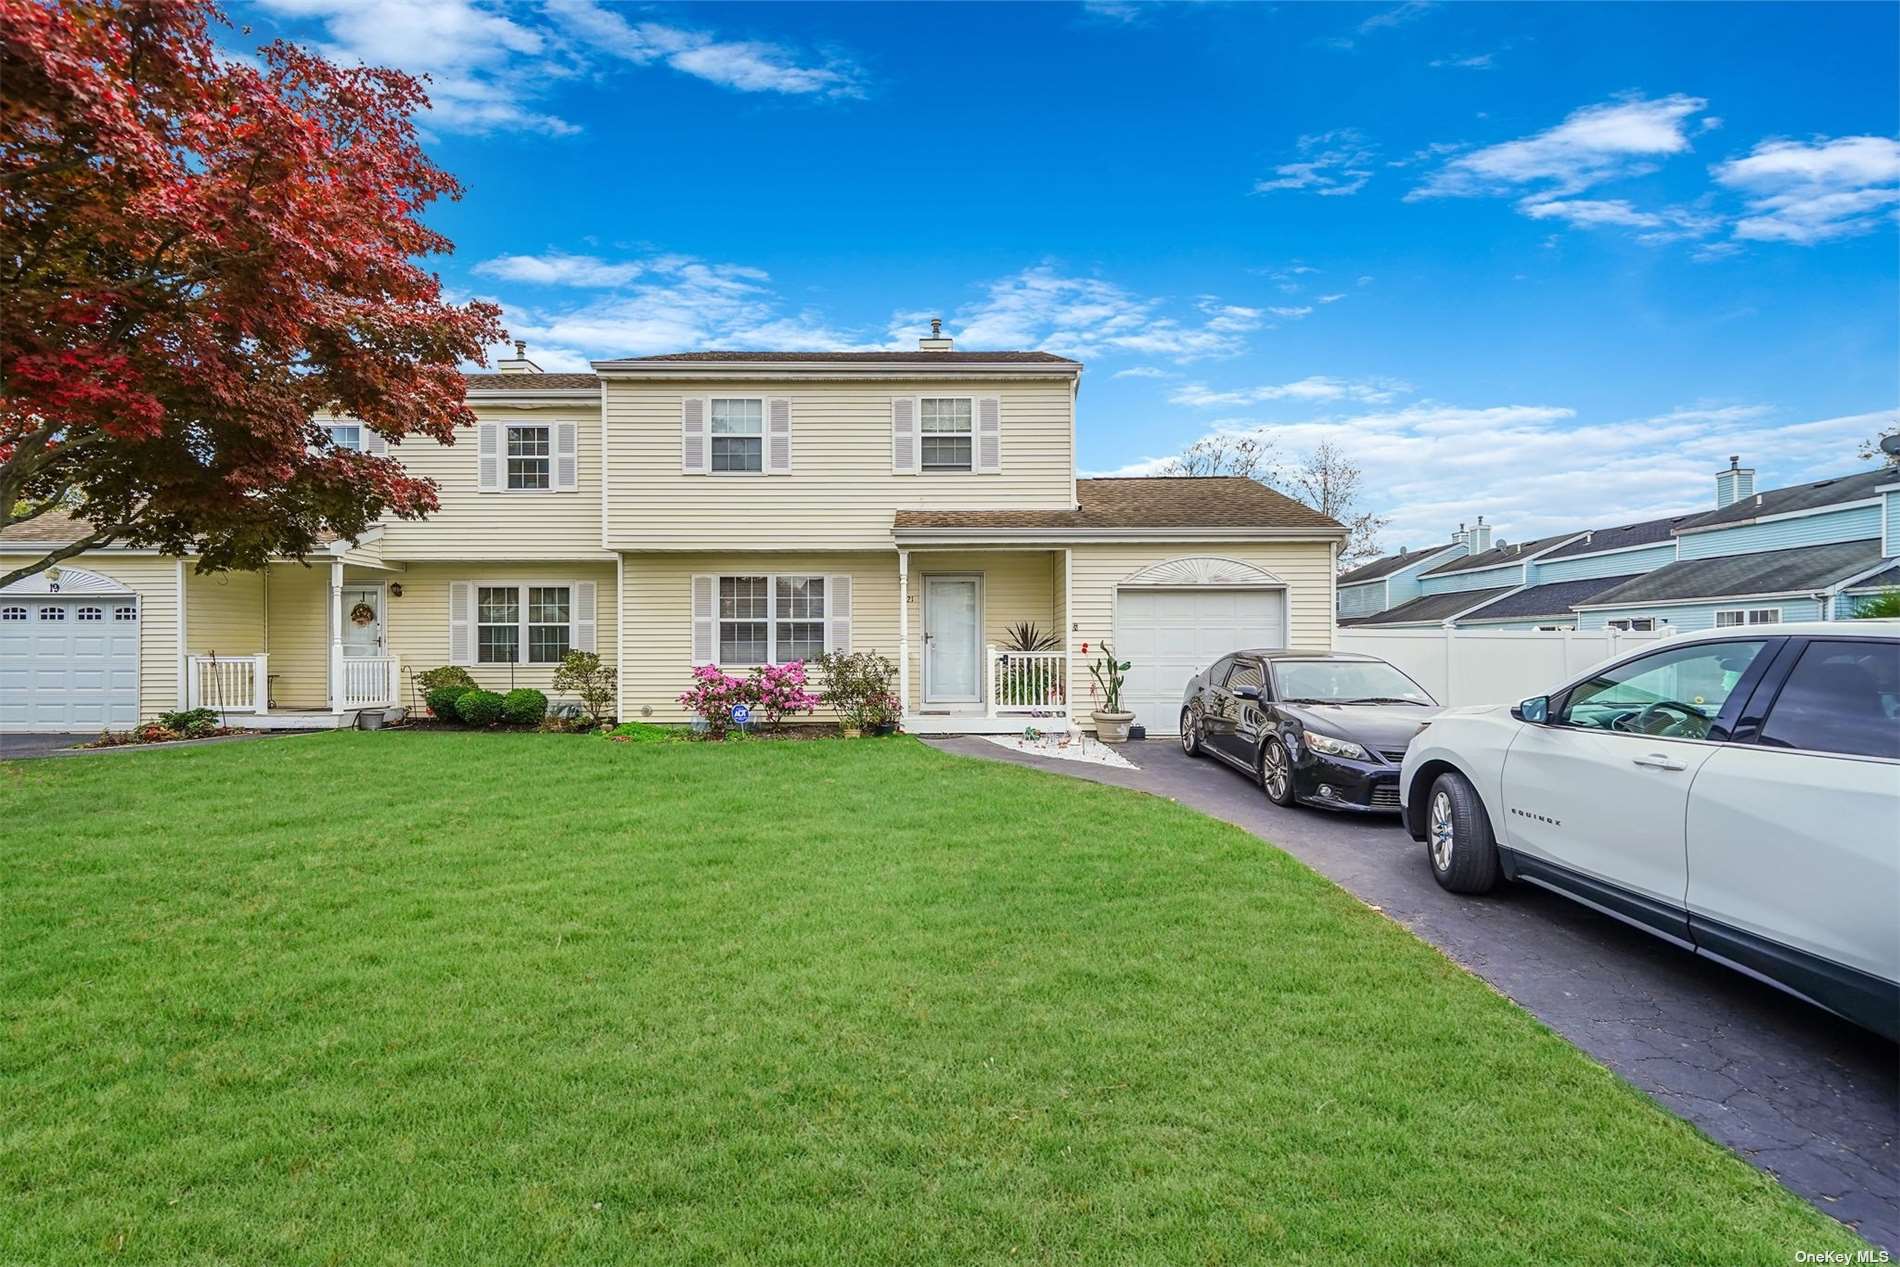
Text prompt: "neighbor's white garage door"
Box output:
[[1114, 587, 1284, 735], [0, 597, 140, 733]]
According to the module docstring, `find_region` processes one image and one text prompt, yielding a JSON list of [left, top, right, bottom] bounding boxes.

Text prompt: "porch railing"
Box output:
[[332, 648, 399, 710], [986, 646, 1069, 718], [188, 654, 268, 714]]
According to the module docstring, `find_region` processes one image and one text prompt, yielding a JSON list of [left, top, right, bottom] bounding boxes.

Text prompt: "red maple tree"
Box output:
[[1, 0, 504, 587]]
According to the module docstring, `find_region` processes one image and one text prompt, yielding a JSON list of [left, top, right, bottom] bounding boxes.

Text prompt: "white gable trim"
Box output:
[[1120, 556, 1287, 587], [0, 564, 137, 596]]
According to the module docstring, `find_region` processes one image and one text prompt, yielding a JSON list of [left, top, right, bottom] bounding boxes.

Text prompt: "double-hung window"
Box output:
[[507, 425, 551, 490], [716, 574, 826, 665], [327, 423, 363, 451], [1607, 617, 1657, 632], [477, 584, 575, 664], [1714, 608, 1781, 628], [710, 399, 763, 473], [919, 397, 973, 471]]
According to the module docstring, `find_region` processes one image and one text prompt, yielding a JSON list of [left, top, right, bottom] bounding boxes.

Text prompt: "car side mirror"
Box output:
[[1511, 695, 1549, 724], [1232, 684, 1260, 701]]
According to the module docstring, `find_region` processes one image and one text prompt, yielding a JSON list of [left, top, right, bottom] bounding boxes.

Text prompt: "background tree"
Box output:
[[1857, 421, 1899, 468], [1, 0, 503, 588], [1160, 433, 1387, 565]]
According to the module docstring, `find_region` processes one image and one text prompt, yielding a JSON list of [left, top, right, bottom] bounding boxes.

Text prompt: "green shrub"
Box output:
[[425, 685, 470, 722], [416, 665, 478, 693], [158, 708, 220, 738], [456, 689, 505, 727], [552, 650, 616, 724], [502, 688, 548, 726]]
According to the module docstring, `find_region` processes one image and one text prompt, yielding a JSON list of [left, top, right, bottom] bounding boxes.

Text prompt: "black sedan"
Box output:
[[1179, 650, 1442, 813]]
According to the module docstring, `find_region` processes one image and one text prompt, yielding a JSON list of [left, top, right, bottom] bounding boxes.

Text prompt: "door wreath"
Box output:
[[349, 601, 377, 626]]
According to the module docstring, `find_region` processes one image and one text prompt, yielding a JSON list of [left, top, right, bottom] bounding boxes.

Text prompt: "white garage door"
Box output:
[[1114, 587, 1284, 735], [0, 597, 141, 733]]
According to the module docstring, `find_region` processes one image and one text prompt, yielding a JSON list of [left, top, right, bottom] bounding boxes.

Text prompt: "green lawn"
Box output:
[[0, 733, 1858, 1264]]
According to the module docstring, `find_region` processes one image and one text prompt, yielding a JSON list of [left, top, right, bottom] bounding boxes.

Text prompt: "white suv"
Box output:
[[1399, 622, 1899, 1040]]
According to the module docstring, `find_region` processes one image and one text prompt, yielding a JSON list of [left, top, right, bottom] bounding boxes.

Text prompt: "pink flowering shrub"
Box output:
[[679, 661, 819, 736]]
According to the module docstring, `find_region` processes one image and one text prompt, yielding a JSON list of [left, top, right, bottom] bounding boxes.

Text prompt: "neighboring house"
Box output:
[[0, 334, 1346, 738], [1338, 458, 1898, 633], [1335, 538, 1462, 624]]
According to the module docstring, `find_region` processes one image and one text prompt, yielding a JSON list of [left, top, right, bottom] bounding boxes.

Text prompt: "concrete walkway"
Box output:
[[931, 735, 1900, 1251]]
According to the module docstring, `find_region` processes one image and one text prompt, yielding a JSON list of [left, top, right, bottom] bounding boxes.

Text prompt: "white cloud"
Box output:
[[1430, 53, 1494, 70], [940, 266, 1260, 361], [1170, 376, 1408, 407], [1267, 305, 1313, 319], [1317, 293, 1347, 304], [1078, 0, 1145, 24], [1359, 1, 1436, 33], [474, 252, 645, 287], [1090, 396, 1889, 550], [1113, 366, 1175, 380], [252, 0, 864, 137], [1254, 130, 1378, 197], [1713, 135, 1900, 244], [1410, 94, 1710, 200]]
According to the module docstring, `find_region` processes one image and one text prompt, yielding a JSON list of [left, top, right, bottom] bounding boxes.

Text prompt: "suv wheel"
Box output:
[[1180, 709, 1202, 756], [1427, 771, 1501, 894]]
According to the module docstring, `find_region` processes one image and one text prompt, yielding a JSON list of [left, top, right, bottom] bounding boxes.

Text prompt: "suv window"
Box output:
[[1561, 640, 1768, 740], [1758, 640, 1900, 759], [1226, 660, 1266, 694]]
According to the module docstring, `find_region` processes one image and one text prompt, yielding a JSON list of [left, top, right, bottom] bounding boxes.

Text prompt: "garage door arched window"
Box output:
[[115, 606, 137, 621], [2, 605, 25, 621], [77, 606, 103, 621], [38, 605, 66, 621]]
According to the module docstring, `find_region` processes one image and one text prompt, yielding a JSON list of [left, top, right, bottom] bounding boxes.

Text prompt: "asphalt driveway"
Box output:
[[0, 733, 84, 760], [933, 735, 1900, 1251]]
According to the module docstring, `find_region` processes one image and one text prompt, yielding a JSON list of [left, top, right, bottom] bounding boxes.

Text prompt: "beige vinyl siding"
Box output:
[[381, 562, 619, 706], [620, 552, 899, 722], [372, 406, 608, 560], [1067, 540, 1337, 663], [903, 550, 1060, 707], [604, 379, 1075, 551], [56, 555, 183, 723], [265, 562, 332, 708], [184, 568, 266, 657]]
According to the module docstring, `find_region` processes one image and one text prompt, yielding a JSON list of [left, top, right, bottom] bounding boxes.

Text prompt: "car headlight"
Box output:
[[1302, 731, 1368, 760]]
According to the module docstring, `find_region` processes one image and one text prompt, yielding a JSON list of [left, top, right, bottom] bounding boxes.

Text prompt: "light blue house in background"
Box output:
[[1336, 457, 1899, 631]]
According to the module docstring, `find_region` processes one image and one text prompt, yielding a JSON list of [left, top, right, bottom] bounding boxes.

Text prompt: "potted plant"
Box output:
[[1087, 643, 1135, 743]]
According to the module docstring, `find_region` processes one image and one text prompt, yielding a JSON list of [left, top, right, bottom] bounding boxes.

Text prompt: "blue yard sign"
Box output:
[[730, 703, 751, 726]]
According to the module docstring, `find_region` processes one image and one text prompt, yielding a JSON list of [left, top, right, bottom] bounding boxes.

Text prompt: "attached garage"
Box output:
[[1113, 558, 1289, 736], [0, 568, 142, 734]]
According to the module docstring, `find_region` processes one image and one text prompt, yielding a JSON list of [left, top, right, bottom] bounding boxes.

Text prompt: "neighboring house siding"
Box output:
[[1418, 563, 1523, 595], [1337, 581, 1382, 618], [1675, 505, 1880, 560], [377, 406, 608, 559], [184, 568, 266, 657], [1386, 567, 1430, 606], [602, 379, 1076, 551], [1532, 543, 1676, 584], [1577, 598, 1825, 632], [619, 551, 900, 722], [1886, 489, 1899, 557], [1067, 542, 1336, 667], [62, 555, 183, 723], [380, 561, 619, 704]]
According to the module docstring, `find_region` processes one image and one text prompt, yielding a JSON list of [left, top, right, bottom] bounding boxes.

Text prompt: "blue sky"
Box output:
[[230, 0, 1898, 548]]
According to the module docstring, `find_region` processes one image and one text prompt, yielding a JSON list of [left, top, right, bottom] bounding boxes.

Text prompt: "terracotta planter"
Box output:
[[840, 725, 863, 739], [1092, 710, 1136, 744]]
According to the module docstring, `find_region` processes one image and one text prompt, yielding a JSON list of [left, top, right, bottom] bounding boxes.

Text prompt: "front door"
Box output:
[[923, 576, 981, 704], [341, 586, 383, 658]]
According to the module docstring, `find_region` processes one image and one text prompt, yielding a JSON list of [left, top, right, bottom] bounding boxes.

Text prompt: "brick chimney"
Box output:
[[1715, 455, 1755, 508], [497, 339, 543, 375], [918, 318, 954, 353]]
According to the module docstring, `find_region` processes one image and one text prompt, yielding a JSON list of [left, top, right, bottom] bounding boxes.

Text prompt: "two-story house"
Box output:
[[1, 333, 1347, 738]]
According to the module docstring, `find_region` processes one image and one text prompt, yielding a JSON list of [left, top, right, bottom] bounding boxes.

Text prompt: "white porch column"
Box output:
[[1062, 547, 1074, 716], [897, 549, 911, 714], [329, 559, 345, 712]]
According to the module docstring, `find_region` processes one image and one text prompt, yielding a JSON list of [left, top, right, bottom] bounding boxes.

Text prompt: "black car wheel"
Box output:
[[1259, 737, 1296, 806], [1427, 771, 1501, 894], [1180, 708, 1202, 756]]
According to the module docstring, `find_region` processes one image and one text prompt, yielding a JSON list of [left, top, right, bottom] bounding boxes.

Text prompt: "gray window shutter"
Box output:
[[555, 422, 579, 491], [976, 397, 1001, 473], [767, 398, 792, 474], [477, 423, 500, 492], [691, 575, 716, 664], [363, 427, 388, 456], [681, 399, 708, 474], [825, 575, 852, 653], [573, 580, 596, 652], [449, 582, 473, 665], [891, 397, 918, 475]]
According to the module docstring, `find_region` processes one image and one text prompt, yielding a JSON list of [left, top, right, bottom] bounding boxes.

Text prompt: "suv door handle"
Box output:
[[1631, 753, 1687, 771]]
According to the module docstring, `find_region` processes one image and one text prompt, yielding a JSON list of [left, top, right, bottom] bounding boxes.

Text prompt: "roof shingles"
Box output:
[[1338, 542, 1460, 585], [1352, 586, 1515, 626], [1580, 540, 1884, 608], [893, 477, 1341, 532]]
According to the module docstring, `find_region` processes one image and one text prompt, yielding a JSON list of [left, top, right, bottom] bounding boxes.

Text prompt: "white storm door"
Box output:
[[923, 576, 982, 703], [341, 586, 382, 657]]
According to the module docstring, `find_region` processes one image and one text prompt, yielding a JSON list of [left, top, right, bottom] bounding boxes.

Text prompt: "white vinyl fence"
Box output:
[[1334, 626, 1673, 708]]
